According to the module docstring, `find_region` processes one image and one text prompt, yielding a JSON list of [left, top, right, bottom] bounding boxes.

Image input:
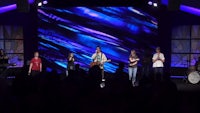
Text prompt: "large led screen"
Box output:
[[38, 7, 158, 73]]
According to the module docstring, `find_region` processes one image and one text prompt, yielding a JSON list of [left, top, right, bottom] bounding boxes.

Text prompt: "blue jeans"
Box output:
[[128, 67, 137, 84]]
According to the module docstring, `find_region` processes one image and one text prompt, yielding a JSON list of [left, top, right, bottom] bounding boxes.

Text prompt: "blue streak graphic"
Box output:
[[38, 7, 158, 73]]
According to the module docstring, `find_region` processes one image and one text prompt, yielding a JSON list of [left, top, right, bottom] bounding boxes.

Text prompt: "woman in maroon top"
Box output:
[[28, 52, 42, 76]]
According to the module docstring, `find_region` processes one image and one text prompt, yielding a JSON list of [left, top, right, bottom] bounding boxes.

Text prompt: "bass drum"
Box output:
[[188, 71, 200, 84]]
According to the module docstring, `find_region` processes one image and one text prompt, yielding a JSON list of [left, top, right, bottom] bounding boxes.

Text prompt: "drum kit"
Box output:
[[186, 66, 200, 84]]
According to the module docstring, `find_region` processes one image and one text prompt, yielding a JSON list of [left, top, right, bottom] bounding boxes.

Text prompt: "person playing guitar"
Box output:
[[91, 46, 109, 81]]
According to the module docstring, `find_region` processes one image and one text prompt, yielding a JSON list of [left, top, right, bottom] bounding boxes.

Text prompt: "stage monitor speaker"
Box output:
[[17, 0, 30, 13], [168, 0, 182, 11]]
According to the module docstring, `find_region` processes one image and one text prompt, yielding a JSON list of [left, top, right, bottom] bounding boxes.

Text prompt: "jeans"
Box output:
[[128, 67, 137, 84]]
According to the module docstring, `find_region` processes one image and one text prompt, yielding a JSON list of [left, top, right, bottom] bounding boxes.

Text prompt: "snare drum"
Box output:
[[188, 71, 200, 84]]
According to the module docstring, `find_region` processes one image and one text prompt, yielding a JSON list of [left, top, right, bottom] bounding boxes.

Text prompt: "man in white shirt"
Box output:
[[91, 46, 107, 80], [152, 47, 165, 80]]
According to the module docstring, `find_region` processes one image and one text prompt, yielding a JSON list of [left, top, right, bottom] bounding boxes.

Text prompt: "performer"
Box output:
[[67, 53, 75, 70], [91, 46, 107, 80], [0, 49, 8, 73], [152, 47, 165, 80], [195, 56, 200, 72], [141, 49, 152, 79], [0, 49, 8, 60], [128, 49, 139, 86], [28, 52, 42, 76], [66, 53, 75, 76]]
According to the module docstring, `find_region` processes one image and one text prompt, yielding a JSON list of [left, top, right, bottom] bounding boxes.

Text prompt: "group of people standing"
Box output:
[[128, 47, 165, 86], [27, 46, 165, 87]]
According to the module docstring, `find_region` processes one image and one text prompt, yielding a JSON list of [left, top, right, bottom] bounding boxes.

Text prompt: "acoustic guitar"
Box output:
[[90, 59, 111, 68]]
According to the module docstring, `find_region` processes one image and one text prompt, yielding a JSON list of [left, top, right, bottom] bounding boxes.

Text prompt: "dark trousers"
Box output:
[[30, 70, 41, 91], [101, 69, 105, 80], [141, 65, 151, 78], [31, 70, 40, 77], [153, 67, 164, 81], [0, 67, 6, 75]]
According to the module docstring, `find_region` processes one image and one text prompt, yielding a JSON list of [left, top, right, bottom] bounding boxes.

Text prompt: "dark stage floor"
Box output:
[[0, 72, 200, 113], [171, 78, 200, 91], [170, 78, 200, 113]]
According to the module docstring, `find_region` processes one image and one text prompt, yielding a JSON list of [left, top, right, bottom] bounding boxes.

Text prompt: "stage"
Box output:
[[1, 71, 200, 113], [171, 77, 200, 91], [0, 0, 200, 113]]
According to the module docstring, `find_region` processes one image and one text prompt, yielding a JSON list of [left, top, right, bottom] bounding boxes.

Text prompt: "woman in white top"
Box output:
[[152, 47, 165, 81]]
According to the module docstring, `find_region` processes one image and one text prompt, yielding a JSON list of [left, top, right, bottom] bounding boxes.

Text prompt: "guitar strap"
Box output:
[[101, 53, 102, 62]]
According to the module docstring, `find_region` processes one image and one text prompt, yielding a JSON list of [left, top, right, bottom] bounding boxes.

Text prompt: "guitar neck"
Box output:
[[103, 60, 111, 63]]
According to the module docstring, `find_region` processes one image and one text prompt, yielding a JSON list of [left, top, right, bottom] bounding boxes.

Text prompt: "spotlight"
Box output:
[[148, 1, 153, 5], [153, 3, 158, 7], [38, 2, 42, 6], [43, 0, 48, 4]]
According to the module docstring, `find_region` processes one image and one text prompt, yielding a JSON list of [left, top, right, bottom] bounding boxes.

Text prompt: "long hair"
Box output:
[[129, 50, 136, 58], [68, 53, 74, 60]]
